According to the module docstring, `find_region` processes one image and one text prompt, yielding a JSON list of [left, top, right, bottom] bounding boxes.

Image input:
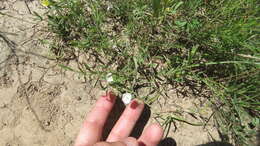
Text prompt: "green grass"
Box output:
[[43, 0, 259, 145]]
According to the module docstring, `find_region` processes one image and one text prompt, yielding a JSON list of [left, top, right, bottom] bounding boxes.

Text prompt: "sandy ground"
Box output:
[[0, 1, 223, 146]]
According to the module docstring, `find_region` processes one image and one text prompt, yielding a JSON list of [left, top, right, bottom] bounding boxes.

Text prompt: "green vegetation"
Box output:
[[43, 0, 259, 145]]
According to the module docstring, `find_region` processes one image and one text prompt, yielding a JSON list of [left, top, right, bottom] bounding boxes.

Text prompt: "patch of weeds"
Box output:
[[44, 0, 259, 145]]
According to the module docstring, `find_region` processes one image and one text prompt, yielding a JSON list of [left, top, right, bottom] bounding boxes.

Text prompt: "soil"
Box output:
[[0, 1, 221, 146]]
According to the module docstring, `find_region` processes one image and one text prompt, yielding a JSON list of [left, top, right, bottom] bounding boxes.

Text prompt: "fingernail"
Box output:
[[102, 91, 116, 102], [130, 99, 142, 109]]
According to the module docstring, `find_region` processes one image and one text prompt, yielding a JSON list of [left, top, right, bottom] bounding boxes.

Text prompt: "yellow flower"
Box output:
[[40, 0, 50, 7]]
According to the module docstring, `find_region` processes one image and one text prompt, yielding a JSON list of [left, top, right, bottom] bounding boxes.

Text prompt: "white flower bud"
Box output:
[[106, 73, 113, 83], [122, 93, 133, 105], [107, 5, 113, 11]]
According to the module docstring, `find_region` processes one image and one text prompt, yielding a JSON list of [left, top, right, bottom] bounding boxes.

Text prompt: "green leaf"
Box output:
[[173, 1, 183, 11], [175, 20, 187, 27], [252, 118, 259, 127], [33, 11, 43, 21], [152, 0, 162, 17], [59, 64, 75, 72]]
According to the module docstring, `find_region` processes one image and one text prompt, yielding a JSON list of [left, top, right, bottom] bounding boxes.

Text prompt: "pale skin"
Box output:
[[74, 91, 164, 146]]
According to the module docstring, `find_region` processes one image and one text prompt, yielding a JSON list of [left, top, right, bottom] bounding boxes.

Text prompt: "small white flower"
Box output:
[[106, 73, 113, 83], [122, 93, 133, 105], [107, 5, 113, 11], [112, 44, 117, 49]]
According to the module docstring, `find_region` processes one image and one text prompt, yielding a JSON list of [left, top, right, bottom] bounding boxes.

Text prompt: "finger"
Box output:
[[122, 137, 139, 146], [94, 137, 138, 146], [93, 141, 125, 146], [138, 123, 164, 146], [107, 99, 144, 142], [74, 91, 116, 146]]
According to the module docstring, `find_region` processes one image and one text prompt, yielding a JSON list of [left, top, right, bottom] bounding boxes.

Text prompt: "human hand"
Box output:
[[74, 91, 164, 146]]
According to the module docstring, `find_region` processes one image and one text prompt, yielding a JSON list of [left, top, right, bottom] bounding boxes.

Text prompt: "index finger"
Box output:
[[74, 91, 116, 146], [106, 99, 144, 142]]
